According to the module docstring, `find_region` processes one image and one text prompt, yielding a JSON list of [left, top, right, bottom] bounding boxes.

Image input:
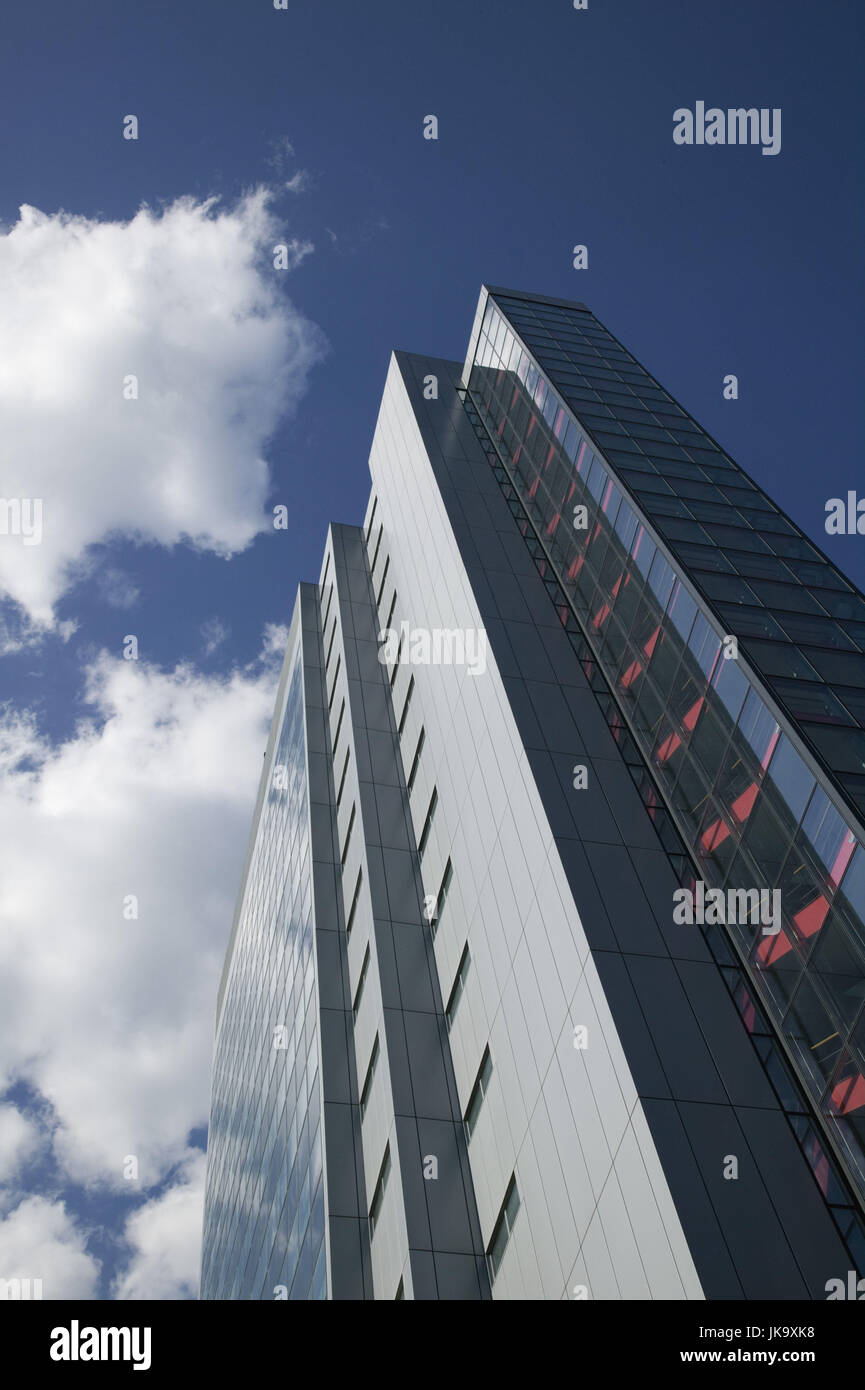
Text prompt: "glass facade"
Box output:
[[200, 645, 327, 1300], [465, 291, 865, 1240]]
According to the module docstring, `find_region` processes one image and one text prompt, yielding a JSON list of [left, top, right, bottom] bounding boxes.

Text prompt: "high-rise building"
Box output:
[[200, 285, 865, 1301]]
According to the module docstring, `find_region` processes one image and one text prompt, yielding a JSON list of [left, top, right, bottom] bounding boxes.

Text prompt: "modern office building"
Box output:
[[200, 285, 865, 1301]]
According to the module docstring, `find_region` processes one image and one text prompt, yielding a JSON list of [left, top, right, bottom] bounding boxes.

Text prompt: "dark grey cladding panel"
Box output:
[[327, 1217, 369, 1300], [625, 847, 713, 964], [413, 1117, 481, 1254], [550, 754, 626, 846], [322, 1104, 364, 1218], [624, 955, 730, 1105], [675, 1100, 812, 1300], [318, 1008, 354, 1105], [641, 1098, 745, 1300], [433, 1253, 490, 1301], [581, 843, 668, 955], [591, 952, 672, 1098], [674, 959, 778, 1109], [736, 1107, 851, 1297]]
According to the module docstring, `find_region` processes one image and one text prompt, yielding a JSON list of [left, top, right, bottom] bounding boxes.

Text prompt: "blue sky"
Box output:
[[0, 0, 861, 1299]]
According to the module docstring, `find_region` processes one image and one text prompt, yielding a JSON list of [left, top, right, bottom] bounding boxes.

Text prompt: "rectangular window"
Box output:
[[445, 942, 470, 1029], [407, 727, 425, 792], [365, 496, 378, 542], [376, 554, 390, 607], [359, 1034, 379, 1118], [369, 1143, 391, 1237], [370, 522, 384, 576], [336, 749, 350, 809], [324, 615, 337, 673], [487, 1175, 520, 1281], [384, 588, 397, 636], [465, 1046, 493, 1139], [430, 858, 452, 937], [340, 803, 356, 868], [332, 699, 346, 760], [390, 631, 405, 688], [321, 552, 332, 591], [346, 866, 363, 937], [398, 675, 415, 735], [353, 945, 370, 1021], [418, 787, 438, 859], [327, 654, 341, 711], [322, 584, 334, 633]]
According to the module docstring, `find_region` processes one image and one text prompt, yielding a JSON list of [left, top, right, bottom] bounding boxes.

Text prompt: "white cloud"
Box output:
[[97, 567, 140, 611], [0, 1195, 100, 1299], [0, 1104, 40, 1184], [114, 1150, 205, 1300], [0, 635, 283, 1190], [200, 616, 229, 657], [0, 190, 325, 631]]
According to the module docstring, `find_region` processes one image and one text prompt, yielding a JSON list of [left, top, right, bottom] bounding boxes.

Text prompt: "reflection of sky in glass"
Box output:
[[201, 650, 326, 1301]]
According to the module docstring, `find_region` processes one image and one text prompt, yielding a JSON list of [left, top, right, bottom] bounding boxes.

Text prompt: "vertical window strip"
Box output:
[[487, 1175, 520, 1280], [369, 1143, 391, 1236], [398, 675, 415, 735], [407, 727, 425, 793], [418, 787, 438, 858], [359, 1033, 379, 1118], [353, 945, 371, 1020], [430, 857, 452, 937], [464, 1046, 493, 1138], [376, 554, 391, 607], [445, 941, 470, 1028], [340, 803, 356, 869], [346, 866, 363, 936], [335, 749, 350, 809]]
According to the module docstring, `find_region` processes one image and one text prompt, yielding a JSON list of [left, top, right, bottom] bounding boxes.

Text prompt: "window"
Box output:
[[340, 803, 356, 868], [398, 676, 415, 735], [359, 1034, 379, 1118], [465, 1047, 493, 1139], [365, 496, 378, 542], [370, 522, 384, 575], [322, 584, 334, 633], [336, 749, 350, 808], [352, 945, 370, 1020], [390, 630, 405, 687], [418, 787, 438, 859], [383, 588, 397, 635], [324, 615, 337, 672], [487, 1175, 520, 1280], [332, 699, 346, 760], [445, 942, 470, 1029], [376, 554, 390, 607], [369, 1143, 391, 1236], [346, 867, 363, 936], [407, 727, 425, 792], [327, 654, 341, 711], [429, 858, 453, 936]]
